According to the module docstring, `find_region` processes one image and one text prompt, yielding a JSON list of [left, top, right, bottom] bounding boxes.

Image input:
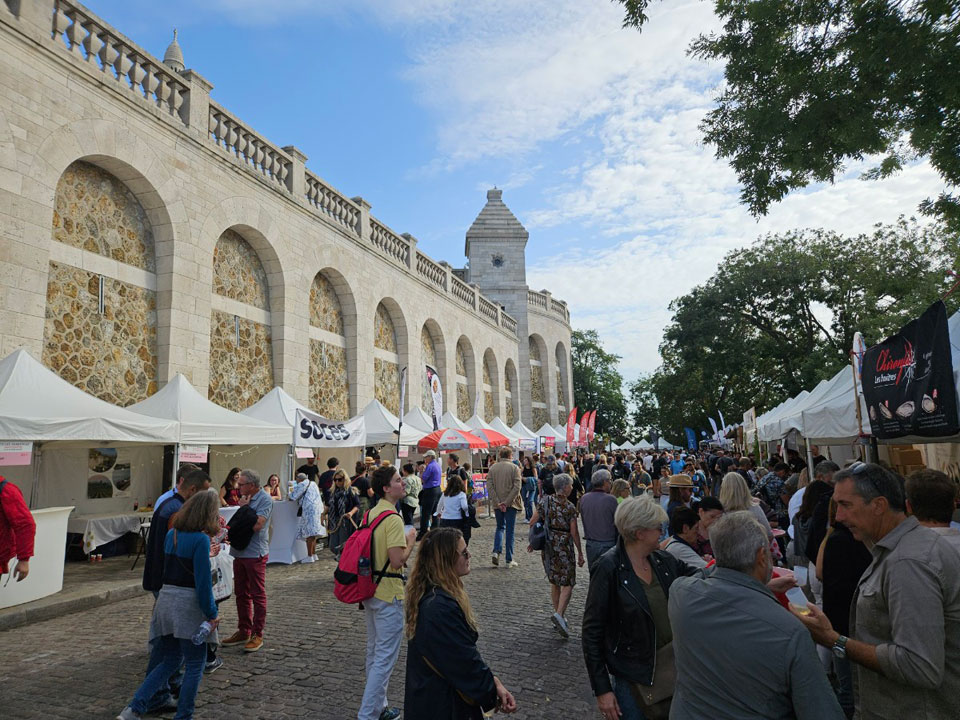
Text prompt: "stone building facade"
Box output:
[[0, 2, 573, 425]]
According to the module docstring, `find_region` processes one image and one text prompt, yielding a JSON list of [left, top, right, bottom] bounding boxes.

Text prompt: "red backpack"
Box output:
[[334, 508, 403, 604]]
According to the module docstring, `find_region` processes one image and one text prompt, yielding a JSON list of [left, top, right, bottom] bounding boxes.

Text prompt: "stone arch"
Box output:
[[420, 319, 447, 414], [529, 334, 550, 429], [374, 298, 409, 415], [555, 340, 570, 425], [482, 348, 500, 423], [455, 335, 476, 419], [308, 267, 356, 417], [28, 119, 188, 385], [504, 358, 519, 426], [42, 158, 162, 405], [208, 225, 279, 409]]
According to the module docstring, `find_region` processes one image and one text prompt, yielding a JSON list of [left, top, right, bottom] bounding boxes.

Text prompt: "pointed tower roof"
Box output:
[[465, 188, 529, 256], [163, 29, 185, 73]]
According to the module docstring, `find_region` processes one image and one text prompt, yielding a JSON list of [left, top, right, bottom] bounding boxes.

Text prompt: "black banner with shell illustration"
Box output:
[[862, 300, 960, 439]]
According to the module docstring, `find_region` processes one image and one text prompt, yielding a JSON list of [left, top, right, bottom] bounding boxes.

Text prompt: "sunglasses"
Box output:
[[847, 461, 887, 496]]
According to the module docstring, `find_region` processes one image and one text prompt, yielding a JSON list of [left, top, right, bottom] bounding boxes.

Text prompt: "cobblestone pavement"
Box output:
[[0, 520, 598, 719]]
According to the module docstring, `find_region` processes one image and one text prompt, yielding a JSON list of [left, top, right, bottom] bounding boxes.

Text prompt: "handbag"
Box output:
[[528, 497, 551, 551], [211, 551, 234, 602], [627, 642, 675, 720]]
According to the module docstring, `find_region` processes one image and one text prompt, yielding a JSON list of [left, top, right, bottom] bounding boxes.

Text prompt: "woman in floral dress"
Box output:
[[528, 473, 584, 638], [289, 472, 324, 562]]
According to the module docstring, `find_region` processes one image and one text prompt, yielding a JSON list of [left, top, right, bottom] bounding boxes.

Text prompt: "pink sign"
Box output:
[[179, 444, 208, 463], [0, 441, 32, 466], [295, 447, 315, 459]]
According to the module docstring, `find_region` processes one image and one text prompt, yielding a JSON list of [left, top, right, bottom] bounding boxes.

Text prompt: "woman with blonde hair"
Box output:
[[116, 485, 219, 720], [326, 468, 359, 560], [404, 527, 517, 718], [610, 479, 631, 503], [718, 472, 773, 539]]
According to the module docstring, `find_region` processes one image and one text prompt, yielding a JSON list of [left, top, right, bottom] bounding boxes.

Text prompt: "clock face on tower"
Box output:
[[491, 253, 504, 268]]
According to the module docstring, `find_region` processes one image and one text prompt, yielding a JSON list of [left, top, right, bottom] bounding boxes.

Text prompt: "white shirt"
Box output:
[[435, 492, 468, 520], [642, 456, 653, 472], [787, 486, 806, 538]]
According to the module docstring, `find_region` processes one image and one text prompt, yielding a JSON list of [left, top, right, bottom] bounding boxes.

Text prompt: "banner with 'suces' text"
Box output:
[[861, 300, 959, 440], [295, 408, 366, 448]]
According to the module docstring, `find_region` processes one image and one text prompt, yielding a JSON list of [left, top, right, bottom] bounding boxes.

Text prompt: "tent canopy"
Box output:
[[128, 374, 289, 445], [362, 400, 427, 446], [0, 349, 178, 444], [440, 411, 472, 432], [464, 414, 493, 432], [242, 386, 310, 428], [402, 406, 435, 434], [488, 417, 522, 444], [510, 420, 537, 441]]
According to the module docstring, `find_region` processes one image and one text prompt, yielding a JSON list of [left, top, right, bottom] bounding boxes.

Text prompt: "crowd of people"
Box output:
[[3, 440, 946, 720]]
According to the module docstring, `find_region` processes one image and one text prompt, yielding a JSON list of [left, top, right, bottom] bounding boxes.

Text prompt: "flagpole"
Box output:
[[397, 366, 407, 460]]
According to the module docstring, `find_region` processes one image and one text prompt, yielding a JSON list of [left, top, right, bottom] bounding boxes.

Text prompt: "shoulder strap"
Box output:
[[0, 480, 7, 494]]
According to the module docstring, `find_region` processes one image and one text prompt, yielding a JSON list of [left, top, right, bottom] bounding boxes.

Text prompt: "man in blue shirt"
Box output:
[[223, 469, 273, 653], [670, 452, 686, 475], [154, 462, 200, 511], [417, 450, 442, 541]]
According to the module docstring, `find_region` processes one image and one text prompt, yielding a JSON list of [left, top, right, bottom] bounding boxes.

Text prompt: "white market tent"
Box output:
[[0, 349, 179, 513], [129, 374, 289, 445], [510, 420, 537, 442], [128, 374, 292, 490], [636, 439, 654, 450], [465, 414, 493, 433], [440, 411, 472, 433], [363, 399, 427, 446], [489, 417, 523, 444], [242, 386, 311, 429], [757, 391, 810, 442], [535, 423, 559, 452], [402, 406, 436, 434]]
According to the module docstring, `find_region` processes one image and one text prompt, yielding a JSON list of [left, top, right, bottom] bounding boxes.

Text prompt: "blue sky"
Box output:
[[84, 0, 944, 382]]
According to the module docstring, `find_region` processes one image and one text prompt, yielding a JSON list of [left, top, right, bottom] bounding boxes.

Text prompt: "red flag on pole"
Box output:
[[587, 410, 597, 442], [578, 411, 589, 446], [566, 406, 578, 445]]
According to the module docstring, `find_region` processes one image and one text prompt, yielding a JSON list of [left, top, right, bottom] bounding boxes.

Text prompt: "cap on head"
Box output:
[[424, 450, 437, 458]]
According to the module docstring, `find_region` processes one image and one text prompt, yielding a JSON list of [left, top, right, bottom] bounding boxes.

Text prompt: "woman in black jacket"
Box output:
[[582, 495, 701, 720], [404, 528, 517, 719]]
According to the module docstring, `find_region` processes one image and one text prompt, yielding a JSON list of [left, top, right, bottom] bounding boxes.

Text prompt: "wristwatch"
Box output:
[[831, 634, 848, 659]]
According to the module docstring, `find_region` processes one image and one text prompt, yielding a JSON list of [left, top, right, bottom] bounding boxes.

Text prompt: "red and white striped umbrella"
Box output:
[[468, 428, 510, 447], [417, 428, 488, 452]]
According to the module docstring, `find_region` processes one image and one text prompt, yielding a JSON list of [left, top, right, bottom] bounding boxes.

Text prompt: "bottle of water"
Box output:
[[191, 620, 214, 645]]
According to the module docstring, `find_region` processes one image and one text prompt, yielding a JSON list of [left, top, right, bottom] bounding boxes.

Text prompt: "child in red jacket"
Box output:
[[0, 477, 36, 581]]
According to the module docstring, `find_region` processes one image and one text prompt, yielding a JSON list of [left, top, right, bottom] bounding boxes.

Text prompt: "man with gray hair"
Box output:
[[668, 511, 843, 719], [579, 468, 618, 570], [794, 462, 960, 720], [223, 468, 273, 653]]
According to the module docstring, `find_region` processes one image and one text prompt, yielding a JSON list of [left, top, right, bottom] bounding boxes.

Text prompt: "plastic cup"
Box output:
[[786, 586, 810, 614], [793, 565, 808, 587]]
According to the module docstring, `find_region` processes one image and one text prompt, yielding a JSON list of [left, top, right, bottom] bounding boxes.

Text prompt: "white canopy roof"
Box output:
[[757, 391, 810, 442], [242, 386, 310, 427], [636, 439, 654, 450], [440, 411, 472, 432], [510, 420, 537, 441], [0, 349, 178, 444], [465, 414, 493, 431], [402, 406, 435, 434], [488, 417, 523, 444], [535, 423, 557, 438], [363, 400, 427, 446], [128, 374, 289, 445]]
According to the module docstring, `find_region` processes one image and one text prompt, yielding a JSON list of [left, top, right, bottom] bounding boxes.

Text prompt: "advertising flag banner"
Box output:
[[295, 408, 366, 448], [650, 430, 660, 450], [684, 428, 696, 451], [587, 410, 597, 441], [398, 366, 408, 419], [566, 406, 578, 444], [852, 331, 867, 387], [426, 366, 443, 430], [861, 300, 960, 439]]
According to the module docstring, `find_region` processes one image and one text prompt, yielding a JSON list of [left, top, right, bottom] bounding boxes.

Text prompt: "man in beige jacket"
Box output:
[[487, 446, 523, 568]]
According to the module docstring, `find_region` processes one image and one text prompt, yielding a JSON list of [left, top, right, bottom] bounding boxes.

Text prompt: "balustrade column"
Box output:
[[181, 69, 212, 137], [282, 145, 307, 197], [401, 233, 418, 271], [352, 196, 371, 242]]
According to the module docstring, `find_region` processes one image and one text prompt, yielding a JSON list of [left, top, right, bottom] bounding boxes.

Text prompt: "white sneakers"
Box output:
[[491, 553, 500, 566], [300, 555, 316, 564], [551, 612, 569, 638], [507, 560, 519, 568]]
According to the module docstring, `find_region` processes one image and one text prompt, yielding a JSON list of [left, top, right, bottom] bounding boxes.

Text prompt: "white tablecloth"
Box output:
[[219, 500, 309, 565], [67, 512, 149, 554]]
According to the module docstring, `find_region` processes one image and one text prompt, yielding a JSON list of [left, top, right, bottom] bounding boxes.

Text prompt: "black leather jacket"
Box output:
[[581, 540, 699, 696]]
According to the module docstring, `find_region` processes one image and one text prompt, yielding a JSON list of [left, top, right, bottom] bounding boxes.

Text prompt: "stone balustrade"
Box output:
[[20, 0, 524, 338], [50, 1, 188, 126], [529, 289, 570, 325], [416, 251, 446, 291], [369, 219, 411, 267], [304, 172, 361, 235], [451, 275, 476, 308], [209, 102, 291, 190]]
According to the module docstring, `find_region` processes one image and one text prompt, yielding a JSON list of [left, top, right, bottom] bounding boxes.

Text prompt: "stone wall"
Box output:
[[484, 391, 495, 422], [213, 229, 270, 310], [52, 161, 155, 272], [42, 261, 157, 405], [208, 310, 273, 409], [310, 272, 343, 334], [531, 365, 545, 405], [374, 357, 401, 415], [309, 340, 349, 418], [506, 397, 515, 426], [532, 407, 550, 430], [457, 383, 470, 419], [374, 304, 397, 352]]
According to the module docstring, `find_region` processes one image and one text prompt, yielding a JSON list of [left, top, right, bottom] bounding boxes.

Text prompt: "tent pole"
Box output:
[[171, 444, 180, 491], [28, 442, 42, 510]]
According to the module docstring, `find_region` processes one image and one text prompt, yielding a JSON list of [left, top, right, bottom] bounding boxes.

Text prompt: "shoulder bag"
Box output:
[[528, 496, 551, 551]]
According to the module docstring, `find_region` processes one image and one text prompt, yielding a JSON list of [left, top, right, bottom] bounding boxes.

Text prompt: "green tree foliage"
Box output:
[[627, 373, 661, 436], [642, 220, 959, 439], [571, 329, 628, 437], [615, 0, 960, 229]]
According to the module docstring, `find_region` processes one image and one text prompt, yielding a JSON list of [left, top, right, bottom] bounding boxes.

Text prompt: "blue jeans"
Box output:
[[521, 483, 537, 520], [145, 597, 182, 710], [613, 675, 648, 720], [585, 539, 616, 572], [130, 635, 206, 719], [493, 507, 517, 563], [358, 597, 404, 720], [834, 655, 854, 718]]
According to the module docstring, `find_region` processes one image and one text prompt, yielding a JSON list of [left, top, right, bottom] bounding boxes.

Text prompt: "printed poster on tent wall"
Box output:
[[861, 300, 960, 439]]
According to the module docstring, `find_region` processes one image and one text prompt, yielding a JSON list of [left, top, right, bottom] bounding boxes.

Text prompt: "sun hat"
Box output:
[[667, 474, 693, 487]]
